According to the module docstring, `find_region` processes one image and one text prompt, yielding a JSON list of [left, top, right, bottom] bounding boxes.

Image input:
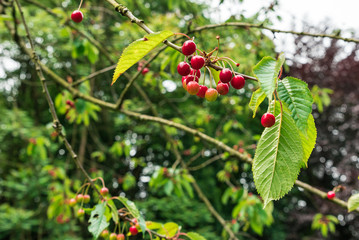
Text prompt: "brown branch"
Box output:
[[189, 22, 359, 44], [188, 154, 223, 171], [12, 0, 102, 198], [72, 64, 116, 87]]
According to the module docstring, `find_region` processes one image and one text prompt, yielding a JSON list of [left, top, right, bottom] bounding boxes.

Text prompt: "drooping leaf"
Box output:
[[112, 30, 174, 85], [252, 103, 303, 206], [88, 202, 109, 239], [299, 114, 317, 168], [186, 232, 207, 240], [253, 53, 285, 100], [249, 88, 266, 117], [278, 77, 313, 131], [348, 193, 359, 212], [117, 196, 140, 219]]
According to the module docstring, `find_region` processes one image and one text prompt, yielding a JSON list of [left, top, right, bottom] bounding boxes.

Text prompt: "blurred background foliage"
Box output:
[[0, 0, 358, 239]]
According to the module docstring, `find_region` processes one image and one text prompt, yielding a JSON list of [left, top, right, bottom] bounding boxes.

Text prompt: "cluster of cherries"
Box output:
[[68, 186, 139, 238], [177, 40, 246, 102]]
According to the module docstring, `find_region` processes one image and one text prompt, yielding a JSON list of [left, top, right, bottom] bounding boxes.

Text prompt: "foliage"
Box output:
[[311, 213, 338, 238]]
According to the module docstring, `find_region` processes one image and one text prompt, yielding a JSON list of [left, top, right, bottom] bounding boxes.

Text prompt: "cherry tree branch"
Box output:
[[190, 22, 359, 44]]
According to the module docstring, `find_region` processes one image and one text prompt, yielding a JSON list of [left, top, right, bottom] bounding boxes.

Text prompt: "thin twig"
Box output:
[[190, 22, 359, 44], [188, 154, 223, 171]]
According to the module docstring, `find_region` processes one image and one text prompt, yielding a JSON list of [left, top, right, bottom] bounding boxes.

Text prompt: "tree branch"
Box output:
[[189, 22, 359, 44]]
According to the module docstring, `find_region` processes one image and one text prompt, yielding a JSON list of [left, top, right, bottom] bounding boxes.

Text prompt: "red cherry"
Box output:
[[177, 62, 191, 76], [68, 198, 77, 207], [231, 75, 245, 89], [117, 233, 125, 240], [219, 68, 233, 83], [190, 69, 201, 78], [100, 230, 109, 238], [261, 113, 275, 128], [182, 40, 196, 56], [196, 85, 208, 98], [205, 88, 218, 102], [141, 68, 149, 75], [129, 226, 138, 236], [187, 81, 200, 95], [185, 75, 199, 84], [327, 191, 336, 199], [71, 10, 84, 23], [100, 187, 109, 196], [109, 233, 117, 240], [216, 81, 229, 95], [77, 209, 85, 217], [83, 194, 90, 203], [190, 56, 205, 70]]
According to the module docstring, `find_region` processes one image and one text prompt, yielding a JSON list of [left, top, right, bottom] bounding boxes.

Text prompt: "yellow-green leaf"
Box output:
[[249, 88, 266, 117], [112, 30, 174, 85]]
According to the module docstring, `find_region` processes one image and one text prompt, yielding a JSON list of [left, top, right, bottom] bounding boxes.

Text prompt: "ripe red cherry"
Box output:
[[177, 62, 191, 76], [231, 75, 245, 89], [68, 198, 77, 207], [261, 113, 275, 127], [117, 233, 125, 240], [219, 68, 233, 83], [216, 81, 229, 95], [190, 69, 201, 78], [190, 56, 205, 70], [185, 75, 199, 84], [187, 81, 200, 95], [141, 68, 149, 75], [196, 85, 208, 98], [129, 226, 138, 236], [109, 233, 117, 240], [77, 209, 85, 217], [205, 88, 218, 102], [327, 191, 336, 199], [100, 187, 109, 196], [182, 40, 196, 56], [83, 194, 90, 203], [71, 10, 84, 23]]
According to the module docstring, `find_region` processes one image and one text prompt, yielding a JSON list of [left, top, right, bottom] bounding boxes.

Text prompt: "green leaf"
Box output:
[[112, 30, 174, 85], [117, 196, 140, 219], [253, 53, 285, 100], [320, 224, 328, 237], [348, 193, 359, 212], [209, 67, 220, 85], [186, 232, 207, 240], [249, 88, 266, 117], [88, 203, 109, 239], [278, 77, 313, 131], [157, 222, 179, 238], [299, 114, 317, 167], [252, 103, 303, 206]]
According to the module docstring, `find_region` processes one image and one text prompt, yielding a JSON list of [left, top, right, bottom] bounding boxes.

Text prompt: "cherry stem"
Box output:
[[206, 66, 214, 88], [174, 32, 192, 40], [78, 0, 84, 11], [216, 57, 238, 66], [278, 67, 283, 79], [202, 67, 207, 85], [221, 59, 235, 76], [75, 182, 90, 196]]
